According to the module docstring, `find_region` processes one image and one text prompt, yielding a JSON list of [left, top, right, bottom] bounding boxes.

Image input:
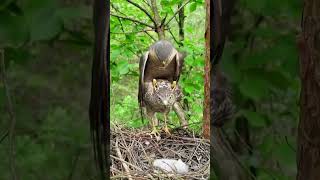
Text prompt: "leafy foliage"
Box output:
[[0, 0, 302, 179], [110, 0, 205, 133], [0, 0, 95, 179], [221, 0, 301, 178]]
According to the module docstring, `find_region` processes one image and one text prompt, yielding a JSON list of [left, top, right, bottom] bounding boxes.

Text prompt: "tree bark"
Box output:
[[150, 0, 165, 40], [203, 0, 211, 139], [297, 1, 320, 180]]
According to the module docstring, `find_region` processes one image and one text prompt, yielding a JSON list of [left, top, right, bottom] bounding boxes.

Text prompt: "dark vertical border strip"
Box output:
[[90, 0, 110, 179]]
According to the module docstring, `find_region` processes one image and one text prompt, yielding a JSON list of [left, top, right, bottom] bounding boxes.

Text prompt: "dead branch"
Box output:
[[110, 125, 209, 179], [115, 138, 133, 180]]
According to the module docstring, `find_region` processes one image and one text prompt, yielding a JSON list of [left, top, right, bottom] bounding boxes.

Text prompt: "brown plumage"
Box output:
[[143, 79, 182, 135], [138, 40, 187, 135], [138, 40, 185, 109]]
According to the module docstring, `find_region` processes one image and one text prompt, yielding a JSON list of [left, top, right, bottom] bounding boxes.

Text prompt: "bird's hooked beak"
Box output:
[[163, 100, 168, 106]]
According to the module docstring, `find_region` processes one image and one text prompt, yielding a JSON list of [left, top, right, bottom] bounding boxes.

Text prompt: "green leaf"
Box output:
[[20, 0, 62, 41], [0, 11, 28, 47], [238, 75, 269, 100], [274, 142, 296, 170], [189, 2, 197, 13], [241, 110, 266, 128], [117, 61, 130, 75], [258, 136, 274, 155]]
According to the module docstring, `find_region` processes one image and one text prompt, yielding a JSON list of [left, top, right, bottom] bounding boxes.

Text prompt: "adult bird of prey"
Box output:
[[138, 40, 187, 134]]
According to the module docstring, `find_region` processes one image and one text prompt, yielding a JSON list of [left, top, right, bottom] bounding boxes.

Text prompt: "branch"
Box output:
[[111, 3, 157, 41], [126, 0, 157, 26], [111, 13, 154, 29], [117, 17, 125, 33], [0, 130, 8, 144], [115, 139, 133, 180], [144, 31, 157, 41], [0, 49, 18, 180], [141, 0, 151, 8], [165, 0, 192, 27], [111, 28, 155, 34], [167, 26, 182, 47]]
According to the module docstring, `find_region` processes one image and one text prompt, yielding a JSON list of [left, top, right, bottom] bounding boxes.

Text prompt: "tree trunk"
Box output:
[[203, 0, 211, 139], [150, 0, 165, 40], [297, 1, 320, 180]]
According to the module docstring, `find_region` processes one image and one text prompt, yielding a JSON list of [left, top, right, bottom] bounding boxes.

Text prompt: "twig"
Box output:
[[111, 29, 155, 34], [0, 130, 9, 144], [111, 155, 144, 172], [111, 13, 154, 29], [0, 49, 18, 180], [167, 26, 182, 46], [164, 0, 192, 27], [115, 139, 133, 180], [126, 0, 157, 26], [141, 0, 151, 8], [111, 4, 157, 41]]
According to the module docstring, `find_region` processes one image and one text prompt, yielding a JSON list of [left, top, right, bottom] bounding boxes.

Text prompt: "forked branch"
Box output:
[[126, 0, 157, 26]]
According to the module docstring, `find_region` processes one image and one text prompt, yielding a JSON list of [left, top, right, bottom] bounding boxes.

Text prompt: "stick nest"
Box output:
[[111, 125, 210, 179]]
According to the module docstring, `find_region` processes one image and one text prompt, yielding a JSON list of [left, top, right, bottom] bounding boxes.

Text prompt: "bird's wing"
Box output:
[[138, 51, 149, 107], [175, 51, 185, 82], [89, 0, 109, 179]]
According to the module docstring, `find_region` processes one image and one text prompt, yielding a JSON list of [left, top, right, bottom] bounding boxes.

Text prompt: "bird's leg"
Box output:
[[148, 113, 160, 138], [163, 112, 171, 135]]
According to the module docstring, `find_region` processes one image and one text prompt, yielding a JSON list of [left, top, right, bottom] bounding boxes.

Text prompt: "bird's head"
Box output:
[[152, 79, 179, 107]]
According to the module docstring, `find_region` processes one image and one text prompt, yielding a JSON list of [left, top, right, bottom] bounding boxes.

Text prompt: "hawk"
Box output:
[[138, 40, 186, 134]]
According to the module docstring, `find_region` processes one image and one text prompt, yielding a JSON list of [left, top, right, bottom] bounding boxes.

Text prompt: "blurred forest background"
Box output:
[[0, 0, 301, 180]]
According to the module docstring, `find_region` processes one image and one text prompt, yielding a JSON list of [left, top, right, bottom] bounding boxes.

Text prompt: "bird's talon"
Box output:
[[152, 79, 158, 89], [149, 127, 160, 140], [163, 127, 171, 135], [172, 81, 176, 89]]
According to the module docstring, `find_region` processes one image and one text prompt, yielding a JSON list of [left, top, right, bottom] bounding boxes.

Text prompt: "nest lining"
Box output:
[[111, 125, 210, 179]]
